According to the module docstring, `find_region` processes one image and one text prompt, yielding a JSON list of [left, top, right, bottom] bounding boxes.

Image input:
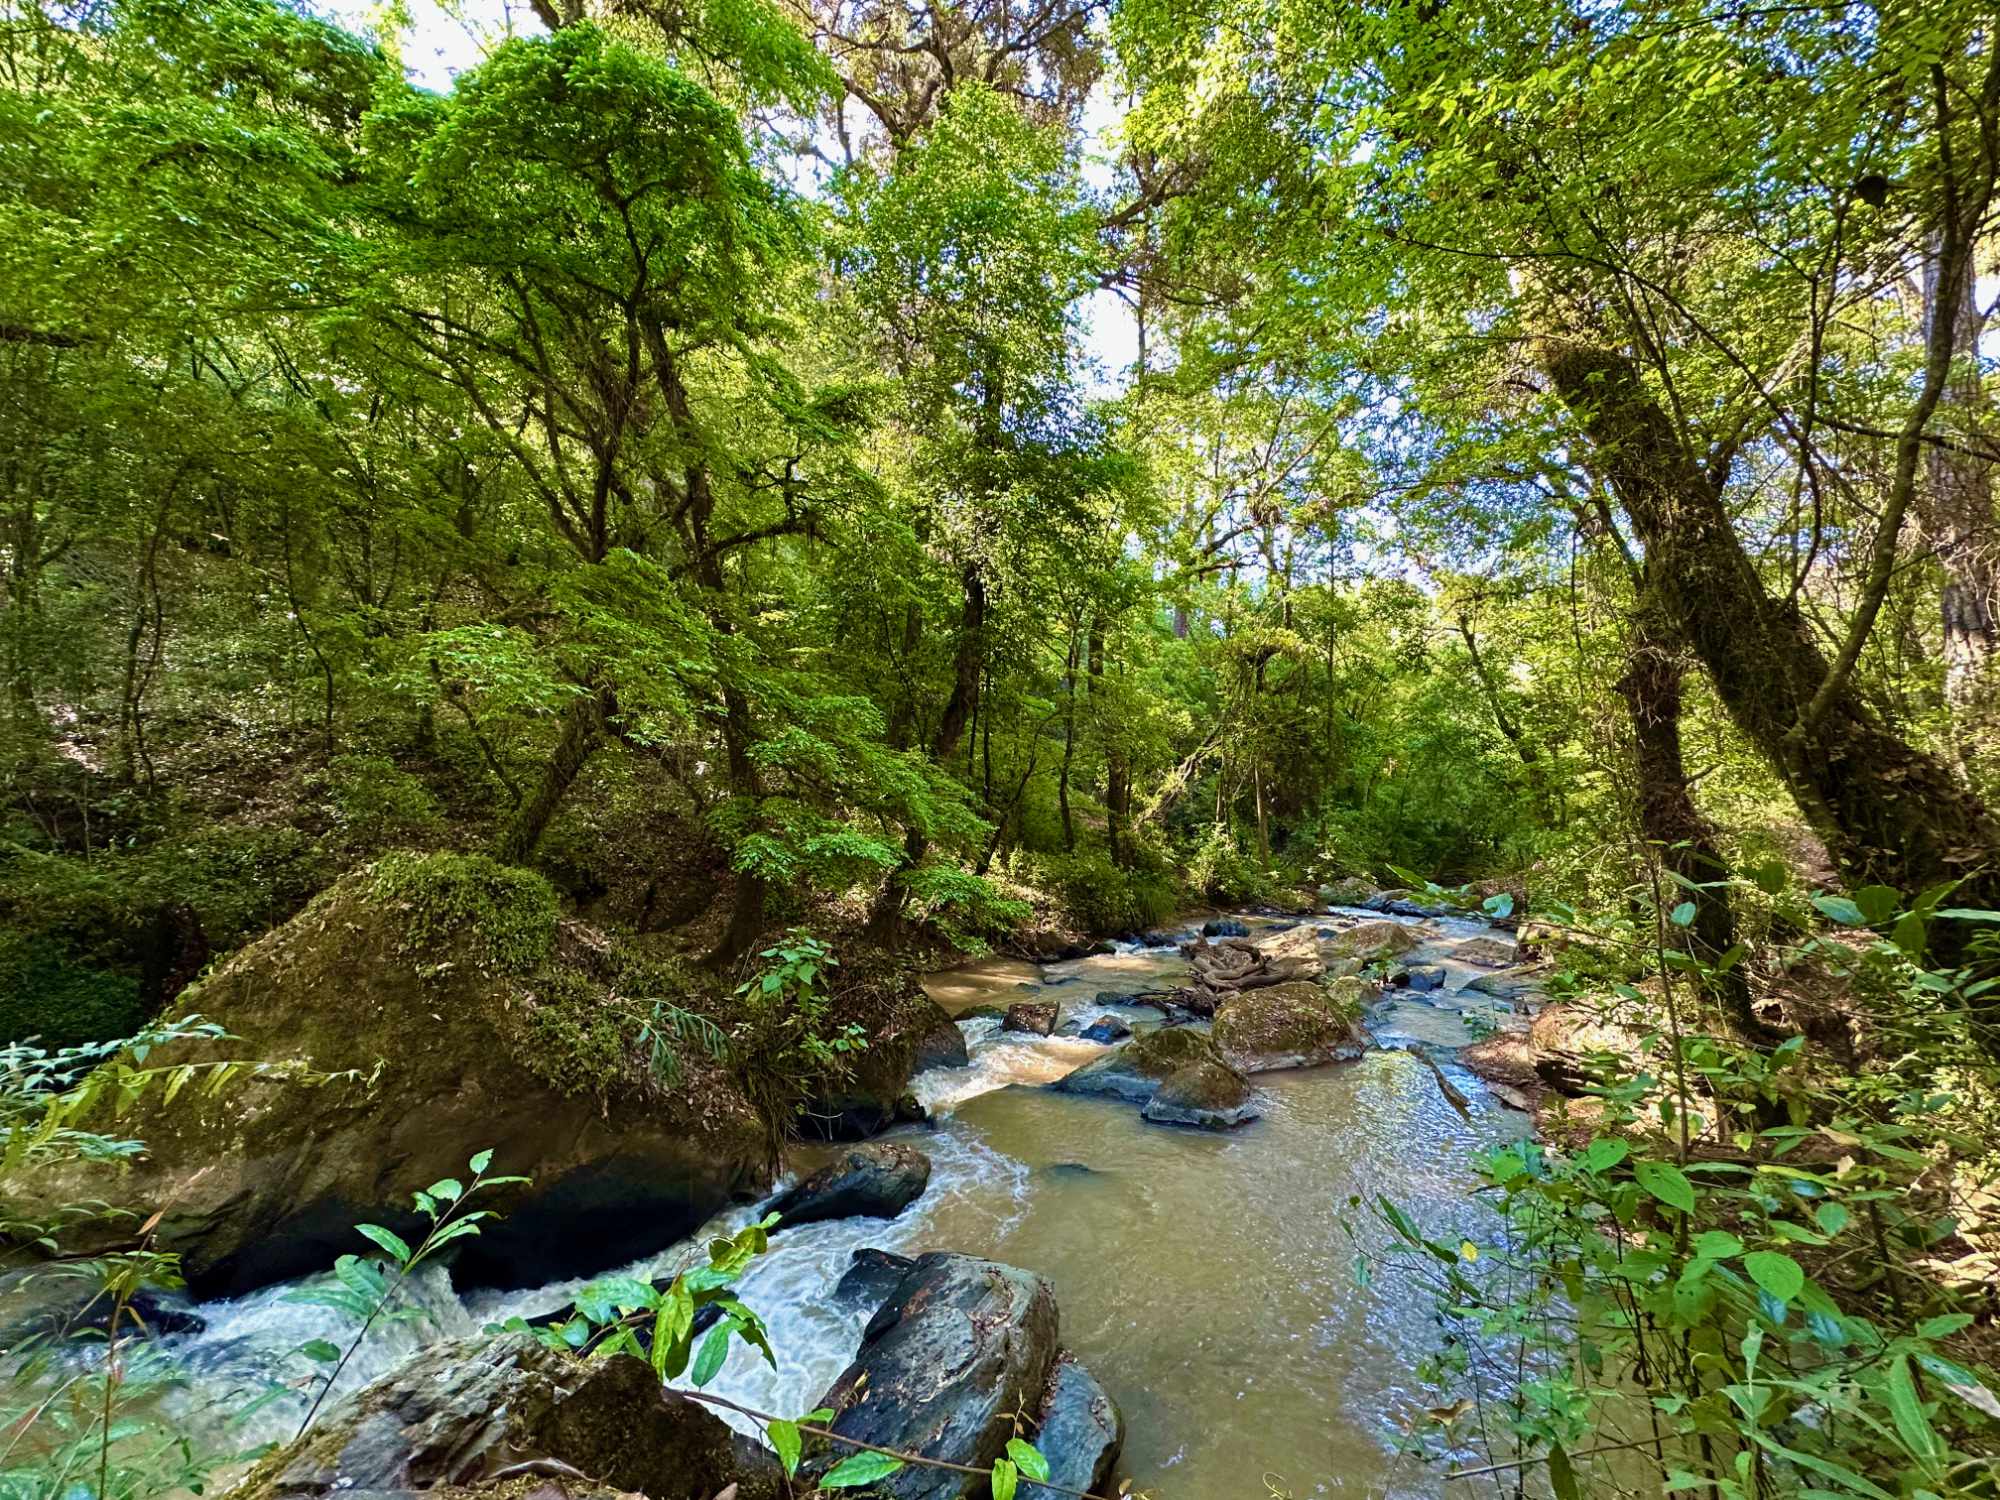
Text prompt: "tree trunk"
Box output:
[[1918, 245, 2000, 770], [1541, 340, 2000, 972], [1616, 602, 1770, 1043], [1456, 613, 1553, 823], [493, 682, 613, 866]]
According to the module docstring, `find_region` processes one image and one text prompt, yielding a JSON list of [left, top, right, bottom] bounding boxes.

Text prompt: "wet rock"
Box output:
[[1451, 936, 1518, 969], [959, 1004, 1008, 1023], [1079, 1016, 1132, 1044], [804, 993, 966, 1141], [11, 858, 775, 1300], [1034, 1354, 1124, 1495], [1462, 968, 1541, 1001], [911, 1014, 970, 1072], [1329, 920, 1422, 962], [1137, 930, 1177, 949], [1398, 965, 1448, 993], [834, 1248, 918, 1311], [1003, 1001, 1060, 1036], [1201, 918, 1251, 938], [771, 1142, 931, 1228], [1142, 1060, 1259, 1129], [1212, 981, 1368, 1073], [1318, 877, 1380, 907], [229, 1333, 781, 1500], [814, 1252, 1061, 1500], [1053, 1025, 1219, 1103]]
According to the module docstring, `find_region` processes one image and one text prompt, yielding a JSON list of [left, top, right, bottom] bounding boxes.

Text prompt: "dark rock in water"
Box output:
[[1462, 970, 1539, 1001], [1401, 965, 1448, 993], [1141, 1059, 1259, 1129], [1035, 1353, 1124, 1495], [834, 1248, 917, 1311], [772, 1142, 931, 1228], [1201, 918, 1250, 938], [800, 1089, 926, 1143], [230, 1332, 781, 1500], [1079, 1016, 1132, 1045], [1137, 930, 1176, 949], [1053, 1026, 1219, 1103], [1003, 1001, 1060, 1036], [814, 1253, 1060, 1500], [959, 1004, 1008, 1023], [912, 1015, 970, 1072], [1040, 1161, 1103, 1180]]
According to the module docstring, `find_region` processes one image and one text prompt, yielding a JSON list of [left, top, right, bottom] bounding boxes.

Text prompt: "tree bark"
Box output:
[[1616, 601, 1771, 1043], [1540, 340, 2000, 966], [493, 682, 614, 866]]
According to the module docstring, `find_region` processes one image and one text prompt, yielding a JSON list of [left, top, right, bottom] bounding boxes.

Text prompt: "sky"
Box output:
[[321, 0, 1140, 393]]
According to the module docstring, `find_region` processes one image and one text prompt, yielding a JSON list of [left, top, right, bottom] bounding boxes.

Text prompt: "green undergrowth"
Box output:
[[369, 851, 558, 975]]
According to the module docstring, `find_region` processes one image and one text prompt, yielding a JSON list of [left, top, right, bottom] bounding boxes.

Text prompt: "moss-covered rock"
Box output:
[[1328, 919, 1422, 961], [228, 1333, 780, 1500], [1141, 1059, 1259, 1129], [1052, 1024, 1218, 1102], [1212, 980, 1370, 1073], [15, 854, 773, 1299]]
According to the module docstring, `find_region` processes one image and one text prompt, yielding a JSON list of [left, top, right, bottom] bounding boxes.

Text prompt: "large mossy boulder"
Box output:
[[1052, 1025, 1218, 1102], [228, 1333, 780, 1500], [12, 854, 774, 1299], [813, 1252, 1123, 1500], [1328, 919, 1422, 962], [1211, 980, 1369, 1073], [1141, 1059, 1259, 1129]]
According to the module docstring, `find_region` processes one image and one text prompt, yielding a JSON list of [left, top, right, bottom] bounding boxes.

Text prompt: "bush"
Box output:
[[0, 934, 145, 1050], [1182, 823, 1271, 907], [1017, 850, 1178, 935], [316, 753, 443, 845]]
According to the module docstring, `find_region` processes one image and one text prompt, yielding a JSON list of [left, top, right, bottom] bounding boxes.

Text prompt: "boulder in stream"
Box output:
[[1397, 965, 1448, 993], [1201, 918, 1251, 938], [1211, 980, 1368, 1073], [812, 1252, 1122, 1500], [1053, 1025, 1218, 1103], [771, 1142, 931, 1228], [1328, 919, 1422, 962], [228, 1332, 780, 1500], [1003, 1001, 1060, 1036], [11, 856, 776, 1300], [834, 1247, 918, 1308], [1142, 1059, 1259, 1129], [1078, 1015, 1132, 1044]]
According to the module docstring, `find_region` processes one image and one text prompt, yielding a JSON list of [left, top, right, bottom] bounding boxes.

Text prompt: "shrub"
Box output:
[[317, 753, 443, 845], [1183, 823, 1271, 907]]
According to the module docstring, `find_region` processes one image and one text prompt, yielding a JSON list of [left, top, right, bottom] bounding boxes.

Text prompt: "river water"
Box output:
[[154, 909, 1532, 1500]]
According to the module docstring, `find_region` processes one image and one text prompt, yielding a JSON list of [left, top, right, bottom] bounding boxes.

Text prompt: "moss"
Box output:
[[1323, 975, 1372, 1021], [515, 965, 632, 1098], [1124, 1024, 1218, 1077], [369, 851, 557, 975]]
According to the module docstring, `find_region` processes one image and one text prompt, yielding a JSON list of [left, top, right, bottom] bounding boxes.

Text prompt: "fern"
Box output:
[[635, 1001, 730, 1088]]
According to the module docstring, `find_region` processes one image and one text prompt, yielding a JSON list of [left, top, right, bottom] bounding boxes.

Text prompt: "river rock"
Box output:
[[1053, 1025, 1218, 1102], [1142, 1059, 1259, 1129], [12, 857, 775, 1300], [804, 990, 965, 1140], [771, 1142, 931, 1228], [1078, 1015, 1132, 1044], [1035, 1353, 1124, 1494], [814, 1253, 1061, 1500], [911, 1013, 970, 1072], [1451, 936, 1518, 969], [1462, 968, 1541, 1001], [1329, 919, 1422, 962], [1003, 1001, 1060, 1036], [228, 1333, 781, 1500], [1318, 877, 1379, 907], [1211, 981, 1368, 1073], [1201, 918, 1251, 938], [1137, 930, 1177, 948], [1397, 965, 1448, 993], [834, 1248, 917, 1310]]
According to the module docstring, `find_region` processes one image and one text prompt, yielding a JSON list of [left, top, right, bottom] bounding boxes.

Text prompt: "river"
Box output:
[[156, 909, 1532, 1499]]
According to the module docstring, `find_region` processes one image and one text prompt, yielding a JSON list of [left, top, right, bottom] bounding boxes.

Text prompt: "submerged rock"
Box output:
[[1003, 1001, 1060, 1036], [1142, 1059, 1259, 1129], [1398, 965, 1448, 993], [1035, 1354, 1125, 1495], [12, 857, 774, 1300], [1211, 980, 1368, 1073], [771, 1142, 931, 1229], [815, 1253, 1061, 1500], [1201, 918, 1250, 938], [229, 1333, 780, 1500], [1053, 1025, 1218, 1102], [1078, 1015, 1132, 1044]]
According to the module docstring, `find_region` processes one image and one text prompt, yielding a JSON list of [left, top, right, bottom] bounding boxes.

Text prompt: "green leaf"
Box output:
[[354, 1223, 412, 1263], [1005, 1439, 1049, 1482], [1750, 859, 1789, 895], [1547, 1443, 1580, 1500], [1669, 900, 1696, 928], [469, 1149, 494, 1174], [1814, 1202, 1850, 1237], [1915, 1352, 2000, 1420], [1890, 911, 1929, 959], [1580, 1137, 1629, 1173], [1886, 1354, 1943, 1470], [691, 1318, 734, 1387], [298, 1338, 341, 1363], [1692, 1230, 1743, 1260], [1852, 885, 1900, 924], [767, 1418, 801, 1475], [1742, 1250, 1804, 1304], [822, 1452, 904, 1488], [1932, 908, 2000, 923], [426, 1177, 464, 1204], [1811, 894, 1867, 926], [991, 1458, 1018, 1500], [1481, 892, 1514, 919], [1634, 1159, 1695, 1214]]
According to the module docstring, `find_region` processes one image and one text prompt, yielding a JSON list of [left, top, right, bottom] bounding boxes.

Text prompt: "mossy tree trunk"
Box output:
[[493, 682, 613, 866]]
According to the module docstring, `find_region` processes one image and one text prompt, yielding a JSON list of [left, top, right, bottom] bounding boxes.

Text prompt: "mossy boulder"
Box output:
[[1052, 1025, 1218, 1102], [1141, 1059, 1259, 1129], [1211, 980, 1369, 1073], [228, 1333, 780, 1500], [1328, 919, 1422, 961], [16, 854, 774, 1299], [1317, 877, 1380, 907]]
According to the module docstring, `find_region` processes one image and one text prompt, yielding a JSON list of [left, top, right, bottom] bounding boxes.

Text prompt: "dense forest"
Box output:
[[4, 0, 2000, 1496]]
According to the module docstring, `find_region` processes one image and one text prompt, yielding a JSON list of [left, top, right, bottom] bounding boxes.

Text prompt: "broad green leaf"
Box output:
[[354, 1223, 412, 1263], [1852, 885, 1900, 924], [991, 1457, 1018, 1500], [1547, 1443, 1580, 1500], [691, 1318, 734, 1387], [1634, 1159, 1695, 1214], [1886, 1354, 1943, 1470], [1005, 1439, 1049, 1482], [469, 1149, 494, 1174], [298, 1338, 341, 1363], [822, 1452, 904, 1488], [1811, 895, 1867, 926], [767, 1418, 801, 1475], [1669, 900, 1695, 927], [1742, 1250, 1804, 1304], [1692, 1230, 1742, 1260]]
